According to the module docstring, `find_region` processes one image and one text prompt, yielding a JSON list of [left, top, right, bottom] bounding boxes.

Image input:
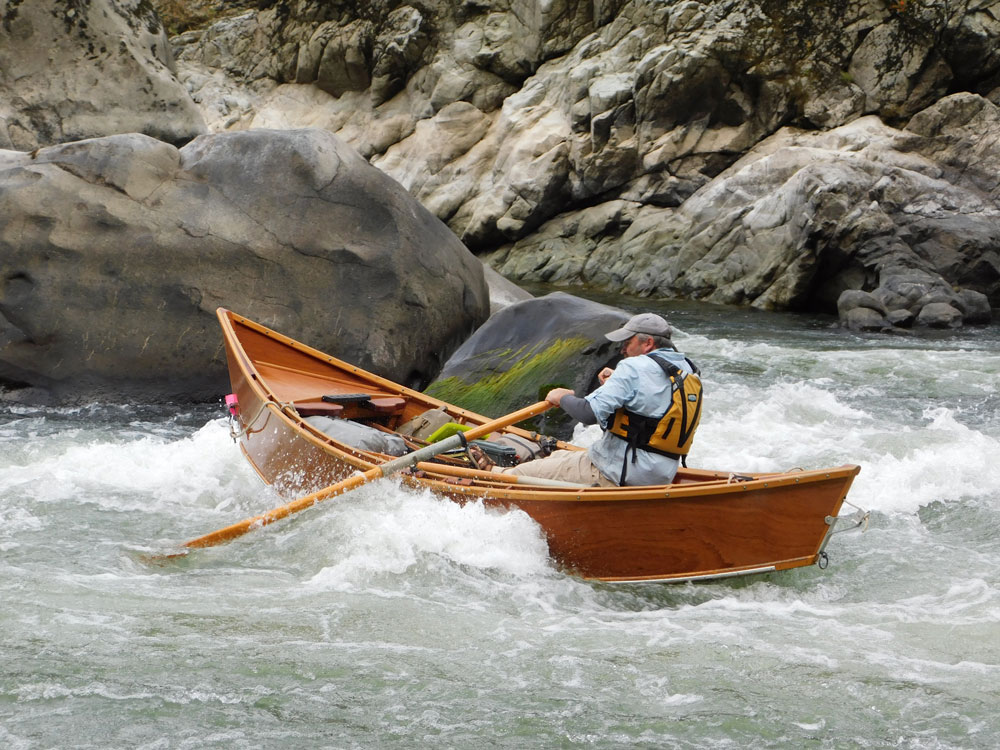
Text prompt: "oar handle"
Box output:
[[375, 400, 553, 474], [178, 400, 554, 551], [461, 400, 553, 442]]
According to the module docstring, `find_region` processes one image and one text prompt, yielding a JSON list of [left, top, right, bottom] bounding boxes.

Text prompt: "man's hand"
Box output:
[[545, 387, 575, 406], [597, 367, 614, 385]]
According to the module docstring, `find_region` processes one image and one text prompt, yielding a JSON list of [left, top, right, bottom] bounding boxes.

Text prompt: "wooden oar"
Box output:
[[412, 461, 588, 488], [178, 400, 554, 551]]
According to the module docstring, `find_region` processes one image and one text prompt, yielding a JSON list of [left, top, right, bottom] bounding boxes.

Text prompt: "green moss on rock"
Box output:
[[425, 336, 593, 430]]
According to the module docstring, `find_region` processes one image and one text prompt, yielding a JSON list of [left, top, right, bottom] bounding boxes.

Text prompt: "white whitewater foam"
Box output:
[[0, 418, 252, 512], [577, 335, 1000, 517], [302, 482, 554, 591]]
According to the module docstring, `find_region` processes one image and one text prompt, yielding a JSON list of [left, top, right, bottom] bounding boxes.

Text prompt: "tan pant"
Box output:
[[497, 449, 617, 487]]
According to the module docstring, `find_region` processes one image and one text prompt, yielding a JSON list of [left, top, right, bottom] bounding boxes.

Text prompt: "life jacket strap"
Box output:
[[614, 426, 684, 484]]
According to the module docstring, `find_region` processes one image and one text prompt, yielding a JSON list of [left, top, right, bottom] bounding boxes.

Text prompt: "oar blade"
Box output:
[[182, 469, 378, 550]]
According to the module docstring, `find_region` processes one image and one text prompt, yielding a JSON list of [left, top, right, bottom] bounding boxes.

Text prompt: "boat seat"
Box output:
[[295, 394, 406, 420], [364, 396, 406, 415], [295, 400, 345, 418]]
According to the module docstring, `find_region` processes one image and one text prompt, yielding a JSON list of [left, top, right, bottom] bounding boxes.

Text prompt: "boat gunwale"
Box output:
[[220, 308, 566, 445]]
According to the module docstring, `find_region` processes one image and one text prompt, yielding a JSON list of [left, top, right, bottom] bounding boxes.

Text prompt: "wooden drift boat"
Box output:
[[215, 308, 867, 583]]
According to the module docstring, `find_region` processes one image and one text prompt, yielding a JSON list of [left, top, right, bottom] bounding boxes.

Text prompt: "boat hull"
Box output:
[[217, 308, 861, 582]]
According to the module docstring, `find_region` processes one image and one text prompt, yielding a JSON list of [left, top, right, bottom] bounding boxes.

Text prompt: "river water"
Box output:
[[2, 298, 998, 749]]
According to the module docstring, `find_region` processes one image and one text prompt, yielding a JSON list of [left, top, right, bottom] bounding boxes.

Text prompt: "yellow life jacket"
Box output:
[[606, 354, 703, 484]]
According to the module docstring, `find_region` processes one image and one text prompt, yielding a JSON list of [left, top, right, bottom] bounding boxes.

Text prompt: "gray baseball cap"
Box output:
[[605, 313, 673, 342]]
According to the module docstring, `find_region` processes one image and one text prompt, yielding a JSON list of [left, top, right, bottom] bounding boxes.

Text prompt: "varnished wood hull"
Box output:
[[217, 308, 862, 582]]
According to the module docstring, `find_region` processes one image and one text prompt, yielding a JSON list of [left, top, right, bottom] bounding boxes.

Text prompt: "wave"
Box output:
[[296, 483, 556, 591], [0, 417, 253, 513], [578, 372, 999, 516]]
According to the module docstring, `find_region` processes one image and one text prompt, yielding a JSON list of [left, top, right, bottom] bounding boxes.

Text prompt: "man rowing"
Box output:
[[471, 313, 703, 487]]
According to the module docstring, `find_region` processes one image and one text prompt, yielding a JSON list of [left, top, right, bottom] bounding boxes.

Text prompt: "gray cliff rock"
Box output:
[[0, 0, 206, 149], [490, 97, 1000, 330], [166, 0, 1000, 329], [5, 0, 999, 342], [0, 129, 489, 403]]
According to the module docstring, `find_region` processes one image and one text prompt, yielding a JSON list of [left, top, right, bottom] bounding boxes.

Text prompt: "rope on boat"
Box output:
[[826, 499, 871, 537], [838, 498, 871, 532], [228, 399, 296, 442]]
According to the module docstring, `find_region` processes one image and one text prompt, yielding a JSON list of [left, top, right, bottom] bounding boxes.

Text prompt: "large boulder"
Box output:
[[425, 292, 628, 436], [916, 302, 963, 329], [0, 0, 206, 149], [837, 290, 890, 332], [0, 129, 489, 403]]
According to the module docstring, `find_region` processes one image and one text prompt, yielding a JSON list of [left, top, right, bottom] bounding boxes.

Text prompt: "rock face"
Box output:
[[425, 292, 628, 434], [5, 0, 999, 343], [0, 129, 489, 402], [483, 265, 533, 316], [165, 0, 999, 329], [0, 0, 206, 149], [491, 99, 1000, 330]]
